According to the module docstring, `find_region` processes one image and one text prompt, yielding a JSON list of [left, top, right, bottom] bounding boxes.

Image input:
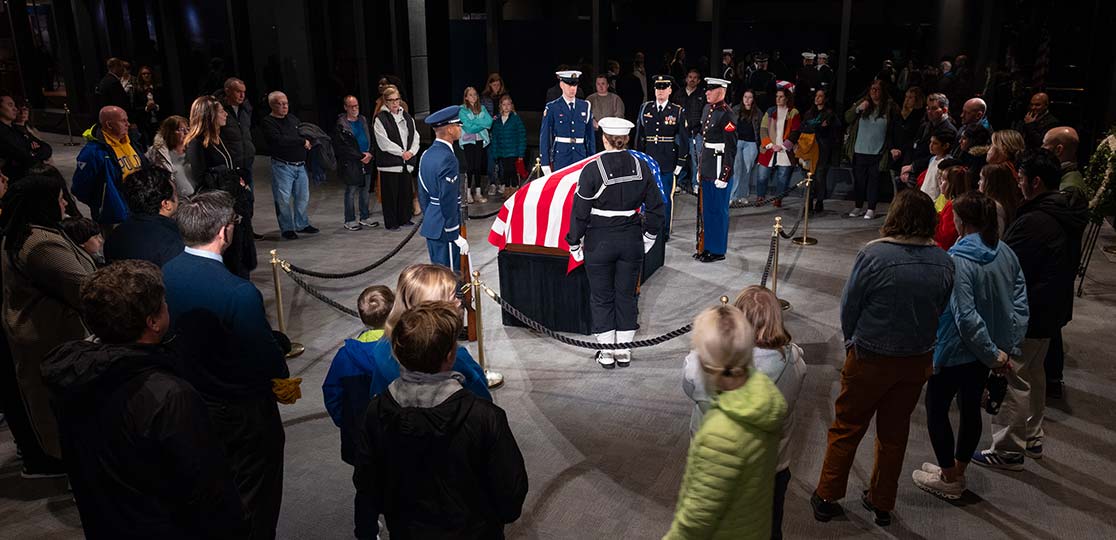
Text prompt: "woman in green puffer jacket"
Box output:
[[665, 305, 787, 540]]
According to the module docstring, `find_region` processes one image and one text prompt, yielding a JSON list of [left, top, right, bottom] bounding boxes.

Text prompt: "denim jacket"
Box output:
[[840, 236, 954, 357], [933, 233, 1029, 371]]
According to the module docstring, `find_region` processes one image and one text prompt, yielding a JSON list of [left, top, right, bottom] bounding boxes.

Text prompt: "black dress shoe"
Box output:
[[281, 231, 298, 240], [811, 492, 842, 522], [253, 233, 265, 240], [401, 220, 415, 227], [692, 250, 709, 260], [299, 225, 320, 234], [699, 253, 725, 263], [1046, 379, 1064, 400], [861, 491, 891, 526], [814, 202, 825, 213]]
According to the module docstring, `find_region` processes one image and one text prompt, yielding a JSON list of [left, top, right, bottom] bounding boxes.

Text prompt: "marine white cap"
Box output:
[[704, 77, 730, 89], [598, 117, 635, 136]]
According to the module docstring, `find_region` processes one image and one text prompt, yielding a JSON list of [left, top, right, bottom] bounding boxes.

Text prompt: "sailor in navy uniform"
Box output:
[[566, 117, 664, 369], [634, 74, 689, 237], [694, 77, 737, 263], [540, 70, 596, 173], [418, 105, 469, 271]]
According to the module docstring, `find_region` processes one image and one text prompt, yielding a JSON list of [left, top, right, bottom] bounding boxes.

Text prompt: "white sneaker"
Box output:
[[596, 330, 616, 369], [920, 462, 942, 475], [863, 209, 876, 219], [615, 330, 635, 367], [487, 184, 498, 196], [912, 469, 965, 500], [848, 207, 864, 217], [474, 188, 488, 204], [359, 218, 380, 229], [466, 190, 474, 204], [343, 221, 361, 231]]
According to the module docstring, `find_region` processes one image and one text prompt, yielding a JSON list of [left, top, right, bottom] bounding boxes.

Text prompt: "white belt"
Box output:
[[590, 208, 637, 217], [704, 142, 726, 151], [555, 137, 585, 144]]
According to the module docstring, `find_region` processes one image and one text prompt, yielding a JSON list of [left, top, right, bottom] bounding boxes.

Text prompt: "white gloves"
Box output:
[[453, 237, 470, 255], [541, 166, 552, 175], [673, 165, 683, 176], [714, 180, 728, 189], [643, 234, 656, 253], [569, 244, 584, 262]]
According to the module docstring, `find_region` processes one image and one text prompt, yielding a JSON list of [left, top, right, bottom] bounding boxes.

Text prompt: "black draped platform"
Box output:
[[496, 234, 666, 335]]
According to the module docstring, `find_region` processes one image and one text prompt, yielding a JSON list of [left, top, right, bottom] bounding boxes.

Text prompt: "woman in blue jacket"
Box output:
[[459, 87, 493, 204], [912, 191, 1028, 500]]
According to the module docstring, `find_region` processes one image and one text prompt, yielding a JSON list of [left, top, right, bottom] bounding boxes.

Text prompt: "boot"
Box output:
[[466, 188, 474, 204], [595, 330, 616, 369], [615, 330, 635, 367], [475, 187, 488, 203]]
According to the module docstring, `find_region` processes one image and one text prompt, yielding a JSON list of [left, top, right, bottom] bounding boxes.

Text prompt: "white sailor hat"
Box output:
[[704, 77, 730, 89], [802, 51, 817, 60], [722, 48, 734, 56], [556, 70, 582, 84], [817, 53, 829, 60], [598, 117, 635, 136]]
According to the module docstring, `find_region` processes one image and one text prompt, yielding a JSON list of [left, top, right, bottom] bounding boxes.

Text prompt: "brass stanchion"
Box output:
[[792, 173, 817, 246], [63, 103, 80, 146], [269, 249, 305, 359], [472, 270, 504, 389], [771, 217, 790, 311]]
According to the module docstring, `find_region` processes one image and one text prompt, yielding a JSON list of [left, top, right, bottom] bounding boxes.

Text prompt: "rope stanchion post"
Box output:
[[792, 173, 817, 246], [270, 249, 305, 359], [771, 218, 790, 311], [63, 103, 80, 147], [472, 270, 503, 389]]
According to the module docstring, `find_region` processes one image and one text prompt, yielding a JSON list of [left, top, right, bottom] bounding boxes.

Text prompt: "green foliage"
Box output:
[[1083, 126, 1116, 223]]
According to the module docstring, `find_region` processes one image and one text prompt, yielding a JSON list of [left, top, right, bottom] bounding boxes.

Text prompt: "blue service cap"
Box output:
[[424, 105, 462, 127]]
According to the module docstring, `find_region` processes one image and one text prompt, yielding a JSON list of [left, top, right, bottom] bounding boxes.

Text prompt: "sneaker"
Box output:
[[596, 350, 615, 369], [21, 462, 67, 480], [863, 209, 876, 220], [848, 207, 864, 217], [754, 196, 765, 206], [772, 198, 782, 208], [810, 492, 843, 522], [253, 232, 265, 240], [344, 222, 362, 231], [920, 462, 942, 475], [359, 219, 381, 229], [281, 231, 299, 240], [912, 469, 965, 500], [401, 220, 415, 227], [971, 449, 1024, 471], [299, 225, 320, 234], [466, 190, 474, 204], [861, 491, 891, 526], [488, 184, 498, 196], [615, 350, 631, 367], [1046, 379, 1064, 400], [1025, 439, 1043, 460]]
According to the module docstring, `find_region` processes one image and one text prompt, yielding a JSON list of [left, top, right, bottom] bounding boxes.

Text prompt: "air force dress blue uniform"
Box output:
[[419, 107, 465, 272], [540, 71, 596, 171], [634, 75, 689, 238]]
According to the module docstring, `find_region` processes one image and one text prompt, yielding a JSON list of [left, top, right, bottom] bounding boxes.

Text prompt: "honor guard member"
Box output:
[[816, 52, 835, 92], [747, 52, 777, 110], [540, 70, 596, 173], [634, 75, 689, 237], [694, 77, 737, 263], [418, 105, 470, 271], [796, 51, 819, 111], [566, 117, 665, 369]]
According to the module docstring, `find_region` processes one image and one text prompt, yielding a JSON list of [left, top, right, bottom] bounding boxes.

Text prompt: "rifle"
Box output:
[[459, 175, 477, 341]]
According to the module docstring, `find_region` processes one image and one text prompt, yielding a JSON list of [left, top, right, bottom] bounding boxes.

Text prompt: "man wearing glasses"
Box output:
[[261, 91, 318, 240]]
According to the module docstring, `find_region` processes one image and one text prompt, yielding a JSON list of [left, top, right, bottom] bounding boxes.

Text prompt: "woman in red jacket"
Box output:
[[755, 83, 801, 207], [934, 166, 974, 249]]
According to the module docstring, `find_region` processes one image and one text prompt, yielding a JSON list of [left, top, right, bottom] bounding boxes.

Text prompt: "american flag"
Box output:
[[488, 150, 663, 272]]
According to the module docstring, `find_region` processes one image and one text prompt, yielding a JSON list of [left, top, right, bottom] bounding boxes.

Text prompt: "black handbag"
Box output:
[[984, 372, 1008, 414]]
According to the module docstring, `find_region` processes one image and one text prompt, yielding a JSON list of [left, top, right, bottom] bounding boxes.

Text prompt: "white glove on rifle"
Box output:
[[569, 244, 584, 262], [673, 165, 683, 176], [541, 166, 552, 175], [714, 180, 728, 189], [453, 237, 470, 255], [643, 234, 656, 253]]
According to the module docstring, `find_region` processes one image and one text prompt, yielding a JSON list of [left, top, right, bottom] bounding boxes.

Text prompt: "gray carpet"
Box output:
[[2, 133, 1115, 539]]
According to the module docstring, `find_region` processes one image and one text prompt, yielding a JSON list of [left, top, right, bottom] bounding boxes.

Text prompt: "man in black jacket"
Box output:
[[900, 92, 956, 184], [333, 95, 379, 231], [354, 302, 528, 540], [261, 90, 318, 240], [973, 149, 1087, 472], [103, 166, 184, 266], [217, 77, 256, 186], [0, 93, 50, 180], [95, 57, 131, 111], [41, 260, 246, 539]]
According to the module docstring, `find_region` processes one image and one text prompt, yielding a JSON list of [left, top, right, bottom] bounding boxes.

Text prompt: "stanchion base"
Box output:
[[778, 298, 790, 311], [792, 236, 817, 245], [286, 343, 306, 359], [486, 370, 504, 389]]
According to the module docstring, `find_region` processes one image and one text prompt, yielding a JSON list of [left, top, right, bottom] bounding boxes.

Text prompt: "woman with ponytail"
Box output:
[[911, 190, 1028, 500]]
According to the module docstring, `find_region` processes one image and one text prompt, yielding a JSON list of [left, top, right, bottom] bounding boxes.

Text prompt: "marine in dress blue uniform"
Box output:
[[566, 117, 664, 369], [418, 106, 469, 272], [695, 77, 737, 263], [540, 70, 596, 172], [634, 74, 689, 238]]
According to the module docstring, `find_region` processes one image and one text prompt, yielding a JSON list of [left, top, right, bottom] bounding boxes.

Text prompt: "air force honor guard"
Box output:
[[634, 75, 689, 237], [540, 70, 595, 173], [695, 77, 737, 263], [418, 105, 469, 271], [566, 117, 665, 369]]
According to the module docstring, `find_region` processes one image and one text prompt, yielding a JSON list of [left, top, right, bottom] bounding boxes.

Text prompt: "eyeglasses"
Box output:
[[386, 97, 402, 103]]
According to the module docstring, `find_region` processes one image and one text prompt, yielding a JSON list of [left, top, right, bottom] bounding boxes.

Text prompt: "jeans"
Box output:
[[926, 361, 989, 469], [344, 173, 372, 223], [729, 141, 758, 200], [756, 164, 793, 198], [271, 159, 311, 232]]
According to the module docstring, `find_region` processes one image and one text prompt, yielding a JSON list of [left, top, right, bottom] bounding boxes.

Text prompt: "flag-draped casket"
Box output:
[[487, 152, 666, 334]]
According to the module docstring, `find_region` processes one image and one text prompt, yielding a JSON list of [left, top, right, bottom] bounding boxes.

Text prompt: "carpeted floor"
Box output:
[[2, 133, 1115, 539]]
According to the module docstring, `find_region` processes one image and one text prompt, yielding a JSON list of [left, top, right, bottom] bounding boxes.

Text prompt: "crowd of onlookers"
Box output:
[[0, 45, 1100, 539]]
